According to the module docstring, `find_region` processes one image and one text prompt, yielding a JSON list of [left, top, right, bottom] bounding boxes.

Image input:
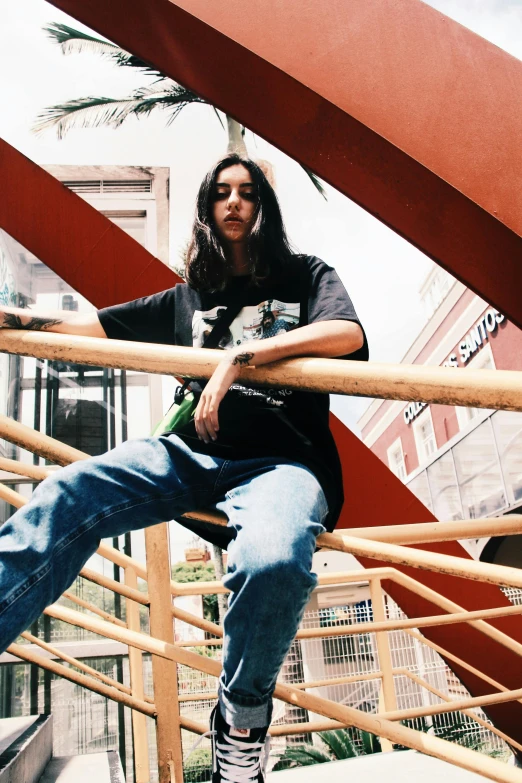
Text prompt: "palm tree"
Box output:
[[272, 728, 381, 771], [33, 23, 326, 196], [273, 716, 505, 771]]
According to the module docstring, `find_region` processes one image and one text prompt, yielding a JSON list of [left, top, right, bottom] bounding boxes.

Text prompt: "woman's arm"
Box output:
[[194, 320, 364, 443], [0, 306, 107, 338]]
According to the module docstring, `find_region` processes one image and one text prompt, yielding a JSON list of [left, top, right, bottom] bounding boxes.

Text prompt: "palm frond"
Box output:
[[359, 729, 381, 755], [394, 718, 430, 750], [320, 729, 358, 759], [434, 719, 483, 751], [33, 96, 143, 139], [133, 82, 203, 103], [300, 165, 328, 200], [45, 22, 120, 56], [273, 726, 383, 774], [164, 91, 208, 125], [274, 746, 332, 768], [44, 22, 164, 77], [247, 129, 328, 198], [33, 83, 208, 139], [213, 108, 225, 130]]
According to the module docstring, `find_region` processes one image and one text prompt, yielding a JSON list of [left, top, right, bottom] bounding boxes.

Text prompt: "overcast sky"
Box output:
[[1, 1, 521, 559]]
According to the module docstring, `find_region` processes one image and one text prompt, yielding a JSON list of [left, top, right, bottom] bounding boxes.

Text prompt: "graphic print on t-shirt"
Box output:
[[192, 300, 300, 406], [192, 300, 300, 349]]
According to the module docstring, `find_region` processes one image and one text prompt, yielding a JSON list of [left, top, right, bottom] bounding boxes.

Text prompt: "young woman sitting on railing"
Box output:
[[0, 154, 367, 783]]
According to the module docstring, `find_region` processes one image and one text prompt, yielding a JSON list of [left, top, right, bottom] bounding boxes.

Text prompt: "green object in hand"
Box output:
[[151, 388, 198, 436], [152, 296, 245, 437]]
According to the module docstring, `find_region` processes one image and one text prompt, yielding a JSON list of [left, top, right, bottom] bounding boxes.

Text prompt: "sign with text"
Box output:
[[404, 309, 505, 425]]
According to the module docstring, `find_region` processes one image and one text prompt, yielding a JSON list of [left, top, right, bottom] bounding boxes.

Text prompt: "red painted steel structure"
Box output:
[[49, 0, 522, 331], [1, 0, 522, 744], [0, 141, 177, 307]]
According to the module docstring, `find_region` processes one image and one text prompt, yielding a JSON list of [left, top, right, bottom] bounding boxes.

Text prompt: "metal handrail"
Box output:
[[6, 493, 522, 781], [34, 598, 522, 782], [3, 338, 522, 781], [1, 328, 522, 410]]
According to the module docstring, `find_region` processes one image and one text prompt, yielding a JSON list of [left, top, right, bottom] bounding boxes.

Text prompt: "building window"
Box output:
[[420, 266, 454, 320], [455, 344, 495, 431], [453, 418, 506, 518], [101, 212, 147, 246], [387, 438, 407, 481], [413, 408, 437, 465], [457, 404, 480, 429]]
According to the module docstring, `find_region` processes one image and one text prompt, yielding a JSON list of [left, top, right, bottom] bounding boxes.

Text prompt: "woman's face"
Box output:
[[212, 164, 257, 246], [262, 312, 275, 329]]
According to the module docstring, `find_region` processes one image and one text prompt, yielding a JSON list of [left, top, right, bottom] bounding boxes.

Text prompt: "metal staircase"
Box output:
[[0, 716, 124, 783]]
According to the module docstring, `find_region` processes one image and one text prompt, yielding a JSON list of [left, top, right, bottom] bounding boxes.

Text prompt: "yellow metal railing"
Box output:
[[1, 328, 522, 410], [2, 331, 522, 782]]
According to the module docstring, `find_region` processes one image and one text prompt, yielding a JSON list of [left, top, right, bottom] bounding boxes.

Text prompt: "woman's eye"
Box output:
[[242, 192, 256, 201], [214, 191, 228, 200]]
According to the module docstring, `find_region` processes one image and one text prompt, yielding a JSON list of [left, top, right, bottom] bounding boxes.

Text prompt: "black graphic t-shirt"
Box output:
[[98, 255, 368, 543]]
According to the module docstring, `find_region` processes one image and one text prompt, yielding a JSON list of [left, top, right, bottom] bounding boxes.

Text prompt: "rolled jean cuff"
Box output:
[[218, 683, 273, 730]]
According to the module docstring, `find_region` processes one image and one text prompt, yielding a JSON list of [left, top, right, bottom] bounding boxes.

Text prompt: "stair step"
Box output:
[[0, 715, 53, 783], [0, 716, 39, 757], [39, 751, 124, 783], [267, 750, 490, 782]]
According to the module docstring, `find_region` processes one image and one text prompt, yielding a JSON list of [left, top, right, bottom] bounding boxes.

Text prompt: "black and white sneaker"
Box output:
[[210, 705, 270, 783]]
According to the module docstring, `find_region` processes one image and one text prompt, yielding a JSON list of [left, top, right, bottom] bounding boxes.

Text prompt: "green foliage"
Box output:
[[172, 560, 219, 624], [274, 745, 332, 769], [66, 579, 116, 613], [172, 561, 216, 582], [46, 577, 127, 639], [33, 83, 205, 140], [300, 167, 328, 200], [184, 747, 212, 783], [438, 721, 484, 751], [321, 728, 360, 759], [274, 716, 503, 774], [397, 715, 504, 757], [37, 22, 328, 198], [190, 645, 219, 659], [44, 23, 164, 75], [272, 727, 380, 771], [359, 728, 382, 755]]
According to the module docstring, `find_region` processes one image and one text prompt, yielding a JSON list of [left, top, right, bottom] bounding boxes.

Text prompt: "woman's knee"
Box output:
[[226, 527, 317, 589], [223, 552, 317, 604]]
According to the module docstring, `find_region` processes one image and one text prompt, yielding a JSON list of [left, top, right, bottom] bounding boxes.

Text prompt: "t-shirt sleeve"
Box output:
[[97, 288, 176, 344], [307, 258, 369, 361]]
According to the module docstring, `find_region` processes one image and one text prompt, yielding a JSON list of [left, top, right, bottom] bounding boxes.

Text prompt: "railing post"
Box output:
[[369, 578, 397, 752], [125, 565, 151, 783], [145, 523, 184, 783]]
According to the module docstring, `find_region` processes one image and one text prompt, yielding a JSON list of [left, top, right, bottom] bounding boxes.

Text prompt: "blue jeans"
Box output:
[[0, 434, 328, 728]]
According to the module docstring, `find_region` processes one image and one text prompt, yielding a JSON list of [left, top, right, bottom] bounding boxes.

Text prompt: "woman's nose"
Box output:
[[227, 189, 240, 208]]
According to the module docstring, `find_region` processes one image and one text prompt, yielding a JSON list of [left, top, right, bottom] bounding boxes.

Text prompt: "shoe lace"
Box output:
[[215, 733, 271, 783], [185, 730, 214, 760]]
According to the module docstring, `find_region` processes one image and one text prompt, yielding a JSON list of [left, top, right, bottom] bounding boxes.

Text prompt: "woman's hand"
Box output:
[[194, 352, 254, 443], [192, 319, 363, 443]]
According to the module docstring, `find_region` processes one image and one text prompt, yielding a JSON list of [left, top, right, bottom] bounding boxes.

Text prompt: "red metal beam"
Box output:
[[49, 0, 522, 331], [0, 140, 178, 307]]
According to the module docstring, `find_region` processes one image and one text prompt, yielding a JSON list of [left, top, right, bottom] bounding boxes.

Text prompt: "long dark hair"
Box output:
[[186, 154, 296, 291]]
